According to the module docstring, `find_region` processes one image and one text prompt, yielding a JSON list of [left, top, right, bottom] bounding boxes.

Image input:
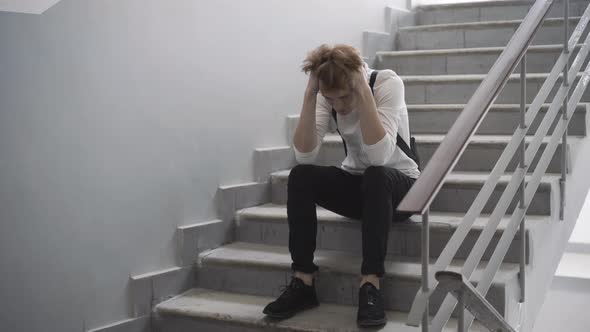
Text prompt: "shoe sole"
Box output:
[[357, 317, 387, 327], [262, 302, 319, 320]]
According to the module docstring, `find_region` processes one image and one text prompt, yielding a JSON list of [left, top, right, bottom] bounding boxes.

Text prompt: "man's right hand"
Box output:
[[306, 71, 320, 96], [294, 71, 320, 155]]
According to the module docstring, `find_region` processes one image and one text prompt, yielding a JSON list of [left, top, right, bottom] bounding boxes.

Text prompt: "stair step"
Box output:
[[416, 0, 587, 25], [399, 72, 590, 104], [397, 16, 583, 50], [314, 133, 579, 174], [155, 288, 489, 332], [287, 104, 588, 136], [270, 170, 556, 215], [194, 242, 520, 318], [376, 44, 588, 75], [236, 204, 544, 264], [406, 104, 587, 136]]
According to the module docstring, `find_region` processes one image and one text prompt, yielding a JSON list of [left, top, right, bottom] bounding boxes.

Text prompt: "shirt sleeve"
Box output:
[[361, 70, 404, 166], [293, 93, 332, 164]]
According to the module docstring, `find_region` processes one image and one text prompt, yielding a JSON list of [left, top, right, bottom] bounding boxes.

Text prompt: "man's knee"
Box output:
[[288, 164, 316, 186], [363, 166, 388, 184]]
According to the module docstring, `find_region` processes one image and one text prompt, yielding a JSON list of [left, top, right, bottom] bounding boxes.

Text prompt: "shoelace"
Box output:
[[363, 285, 379, 307], [367, 292, 378, 306], [277, 278, 301, 301]]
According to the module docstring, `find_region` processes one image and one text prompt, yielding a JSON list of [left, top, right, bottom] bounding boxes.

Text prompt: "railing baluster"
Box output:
[[520, 54, 527, 303], [404, 1, 590, 329], [560, 0, 570, 220], [422, 209, 430, 332], [458, 290, 465, 332]]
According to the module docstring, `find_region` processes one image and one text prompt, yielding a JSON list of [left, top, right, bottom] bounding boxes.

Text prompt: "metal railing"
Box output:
[[398, 0, 590, 331]]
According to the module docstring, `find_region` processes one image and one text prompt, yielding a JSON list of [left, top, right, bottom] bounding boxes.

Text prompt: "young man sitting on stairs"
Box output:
[[262, 44, 421, 327]]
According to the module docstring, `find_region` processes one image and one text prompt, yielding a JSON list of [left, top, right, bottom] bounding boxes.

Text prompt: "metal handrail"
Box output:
[[434, 24, 590, 332], [397, 0, 555, 215], [400, 0, 590, 330]]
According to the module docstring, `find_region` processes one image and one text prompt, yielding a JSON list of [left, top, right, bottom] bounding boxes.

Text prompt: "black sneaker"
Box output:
[[357, 282, 387, 327], [262, 276, 319, 319]]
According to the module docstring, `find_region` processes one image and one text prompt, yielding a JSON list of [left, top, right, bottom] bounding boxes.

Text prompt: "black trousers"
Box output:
[[287, 164, 416, 278]]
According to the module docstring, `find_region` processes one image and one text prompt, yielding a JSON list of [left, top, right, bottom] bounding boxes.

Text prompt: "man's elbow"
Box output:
[[295, 155, 318, 165], [293, 144, 320, 165], [366, 155, 390, 167]]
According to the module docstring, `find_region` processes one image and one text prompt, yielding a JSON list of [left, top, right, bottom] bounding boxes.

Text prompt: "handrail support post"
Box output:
[[422, 209, 430, 332], [519, 54, 527, 303], [560, 0, 570, 221], [458, 290, 465, 332]]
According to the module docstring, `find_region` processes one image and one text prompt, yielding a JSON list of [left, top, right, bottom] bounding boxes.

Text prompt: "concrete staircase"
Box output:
[[154, 1, 590, 331]]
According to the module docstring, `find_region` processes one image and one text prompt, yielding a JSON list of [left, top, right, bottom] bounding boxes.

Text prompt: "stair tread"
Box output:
[[406, 103, 588, 111], [398, 72, 585, 82], [237, 203, 548, 231], [556, 252, 590, 279], [272, 169, 558, 185], [199, 241, 520, 284], [322, 133, 583, 144], [399, 16, 581, 32], [286, 103, 587, 113], [417, 0, 586, 11], [417, 0, 534, 11], [156, 287, 488, 331], [377, 44, 583, 57]]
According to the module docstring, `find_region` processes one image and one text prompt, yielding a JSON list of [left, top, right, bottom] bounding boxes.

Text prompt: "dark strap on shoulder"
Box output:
[[332, 70, 418, 166], [331, 110, 347, 156], [369, 70, 378, 93]]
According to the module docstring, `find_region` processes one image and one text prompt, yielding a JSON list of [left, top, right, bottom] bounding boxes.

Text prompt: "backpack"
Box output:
[[331, 70, 420, 169]]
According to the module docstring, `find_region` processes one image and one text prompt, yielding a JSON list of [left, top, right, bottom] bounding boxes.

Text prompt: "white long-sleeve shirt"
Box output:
[[294, 65, 421, 179]]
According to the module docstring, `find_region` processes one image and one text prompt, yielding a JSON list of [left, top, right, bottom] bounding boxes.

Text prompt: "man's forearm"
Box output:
[[356, 84, 386, 145], [293, 89, 319, 153]]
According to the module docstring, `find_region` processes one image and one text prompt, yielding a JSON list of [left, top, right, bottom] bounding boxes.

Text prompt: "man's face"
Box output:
[[320, 85, 356, 115]]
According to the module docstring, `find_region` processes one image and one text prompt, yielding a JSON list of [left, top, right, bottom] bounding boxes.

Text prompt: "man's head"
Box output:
[[302, 44, 364, 115]]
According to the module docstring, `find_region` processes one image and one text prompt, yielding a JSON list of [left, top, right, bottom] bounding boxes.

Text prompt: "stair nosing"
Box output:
[[405, 103, 587, 111], [321, 133, 582, 145], [271, 169, 559, 186], [417, 0, 587, 11], [417, 0, 535, 11], [156, 288, 490, 331], [236, 203, 547, 231], [199, 241, 520, 284], [399, 16, 581, 32], [285, 103, 587, 113], [377, 44, 584, 57], [398, 72, 584, 83]]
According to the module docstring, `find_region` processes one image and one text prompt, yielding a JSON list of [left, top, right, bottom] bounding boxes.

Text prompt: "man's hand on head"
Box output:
[[352, 66, 374, 111], [306, 71, 320, 95]]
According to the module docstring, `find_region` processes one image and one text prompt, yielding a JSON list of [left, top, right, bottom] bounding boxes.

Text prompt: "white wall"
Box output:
[[533, 277, 590, 332], [0, 0, 406, 330]]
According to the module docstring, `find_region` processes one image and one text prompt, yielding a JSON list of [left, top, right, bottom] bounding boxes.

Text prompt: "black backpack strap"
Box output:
[[369, 70, 378, 94], [331, 109, 348, 156], [370, 70, 419, 166]]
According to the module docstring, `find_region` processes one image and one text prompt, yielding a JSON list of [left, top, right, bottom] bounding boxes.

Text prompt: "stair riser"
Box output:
[[417, 2, 587, 25], [432, 181, 552, 215], [398, 19, 583, 50], [377, 47, 589, 75], [271, 175, 553, 215], [236, 217, 529, 264], [286, 106, 588, 136], [156, 315, 263, 332], [314, 140, 568, 173], [408, 106, 587, 136], [195, 263, 512, 318], [404, 76, 590, 104]]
